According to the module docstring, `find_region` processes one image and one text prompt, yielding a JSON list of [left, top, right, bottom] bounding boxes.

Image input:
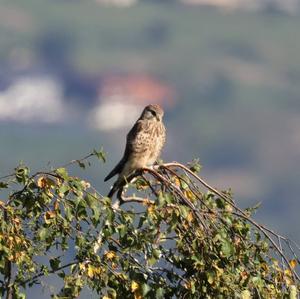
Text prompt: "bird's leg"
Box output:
[[107, 182, 118, 198], [109, 169, 141, 201], [146, 163, 160, 172], [111, 182, 126, 210], [109, 169, 155, 210]]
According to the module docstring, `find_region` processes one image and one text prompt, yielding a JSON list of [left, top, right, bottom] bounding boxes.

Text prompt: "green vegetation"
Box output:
[[0, 150, 299, 298], [2, 0, 300, 92]]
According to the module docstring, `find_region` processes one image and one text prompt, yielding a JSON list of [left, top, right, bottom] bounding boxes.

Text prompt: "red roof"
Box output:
[[98, 74, 175, 107]]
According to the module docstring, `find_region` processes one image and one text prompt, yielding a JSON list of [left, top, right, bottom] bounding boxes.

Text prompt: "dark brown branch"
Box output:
[[163, 162, 300, 281], [21, 261, 78, 286], [3, 209, 13, 299], [0, 173, 15, 180]]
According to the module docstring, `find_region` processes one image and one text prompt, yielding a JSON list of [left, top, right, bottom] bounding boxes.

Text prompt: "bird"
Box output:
[[104, 104, 166, 198]]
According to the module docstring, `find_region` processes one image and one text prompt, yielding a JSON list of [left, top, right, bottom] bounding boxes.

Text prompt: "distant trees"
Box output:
[[0, 150, 299, 298]]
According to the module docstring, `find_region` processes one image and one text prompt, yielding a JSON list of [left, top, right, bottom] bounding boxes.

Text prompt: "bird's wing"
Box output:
[[104, 120, 148, 182], [104, 156, 126, 182], [124, 120, 151, 156]]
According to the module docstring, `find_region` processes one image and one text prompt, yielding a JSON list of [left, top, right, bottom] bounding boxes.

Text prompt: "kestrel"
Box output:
[[104, 104, 166, 198]]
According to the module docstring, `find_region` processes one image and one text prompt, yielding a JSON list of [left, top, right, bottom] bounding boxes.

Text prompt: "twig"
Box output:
[[59, 152, 95, 169], [120, 196, 154, 205], [163, 162, 300, 281], [0, 173, 15, 181], [21, 261, 79, 286]]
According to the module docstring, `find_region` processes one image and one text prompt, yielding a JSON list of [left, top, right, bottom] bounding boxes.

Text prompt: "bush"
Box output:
[[0, 150, 299, 298]]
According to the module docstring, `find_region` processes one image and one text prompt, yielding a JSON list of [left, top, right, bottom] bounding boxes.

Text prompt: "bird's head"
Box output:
[[141, 104, 164, 122]]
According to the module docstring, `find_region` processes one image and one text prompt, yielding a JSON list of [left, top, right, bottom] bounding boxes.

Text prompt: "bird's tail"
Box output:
[[104, 158, 124, 182]]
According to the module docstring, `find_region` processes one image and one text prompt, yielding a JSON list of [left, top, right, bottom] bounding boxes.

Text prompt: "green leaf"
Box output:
[[0, 181, 8, 189], [216, 198, 225, 209], [221, 239, 234, 257], [85, 192, 95, 206], [188, 158, 202, 173], [76, 160, 86, 169], [38, 227, 49, 241], [117, 224, 127, 238], [178, 205, 189, 218], [93, 148, 106, 162], [65, 206, 73, 221], [241, 290, 251, 299], [158, 192, 166, 207], [58, 184, 70, 196], [107, 288, 117, 299], [155, 287, 165, 299], [148, 256, 157, 266], [15, 165, 30, 183], [55, 168, 68, 180], [207, 271, 215, 284], [158, 192, 173, 207], [152, 248, 161, 259], [141, 283, 151, 296], [50, 257, 61, 271]]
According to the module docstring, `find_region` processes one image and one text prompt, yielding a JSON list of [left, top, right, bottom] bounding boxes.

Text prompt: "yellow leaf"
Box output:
[[290, 285, 297, 299], [81, 180, 90, 189], [142, 198, 153, 206], [105, 251, 116, 260], [186, 211, 194, 222], [184, 280, 194, 290], [117, 273, 128, 280], [174, 177, 181, 187], [241, 290, 251, 299], [37, 177, 46, 188], [46, 190, 54, 198], [184, 190, 196, 202], [15, 236, 21, 244], [87, 264, 95, 278], [147, 204, 155, 215], [284, 269, 292, 278], [131, 281, 139, 293], [79, 262, 86, 271], [284, 274, 293, 287], [37, 176, 55, 189], [289, 259, 297, 269], [134, 292, 142, 299], [13, 217, 21, 225], [44, 211, 56, 224], [225, 204, 233, 212], [103, 296, 112, 299], [213, 264, 224, 277], [54, 200, 59, 211]]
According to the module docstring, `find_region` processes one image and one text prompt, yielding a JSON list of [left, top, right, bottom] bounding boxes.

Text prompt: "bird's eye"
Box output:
[[150, 110, 156, 116]]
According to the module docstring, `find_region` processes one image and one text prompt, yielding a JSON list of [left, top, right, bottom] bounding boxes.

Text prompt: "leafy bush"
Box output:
[[0, 150, 299, 298]]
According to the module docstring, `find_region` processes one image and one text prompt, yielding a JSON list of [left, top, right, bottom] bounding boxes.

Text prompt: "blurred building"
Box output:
[[89, 74, 175, 131], [0, 75, 65, 123], [94, 0, 299, 13], [180, 0, 299, 14], [94, 0, 138, 7]]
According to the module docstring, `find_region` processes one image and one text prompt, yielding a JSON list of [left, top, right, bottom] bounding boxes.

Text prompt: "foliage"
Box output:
[[0, 150, 299, 298]]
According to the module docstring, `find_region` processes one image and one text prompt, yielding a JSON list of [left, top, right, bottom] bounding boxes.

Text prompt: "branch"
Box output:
[[21, 261, 79, 286], [3, 209, 13, 299], [112, 162, 300, 282], [163, 162, 300, 281]]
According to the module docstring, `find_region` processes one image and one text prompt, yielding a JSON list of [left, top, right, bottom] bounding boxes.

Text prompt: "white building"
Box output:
[[89, 74, 175, 131], [0, 75, 65, 123]]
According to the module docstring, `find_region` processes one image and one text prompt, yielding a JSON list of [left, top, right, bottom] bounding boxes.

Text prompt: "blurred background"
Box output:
[[1, 0, 300, 295]]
